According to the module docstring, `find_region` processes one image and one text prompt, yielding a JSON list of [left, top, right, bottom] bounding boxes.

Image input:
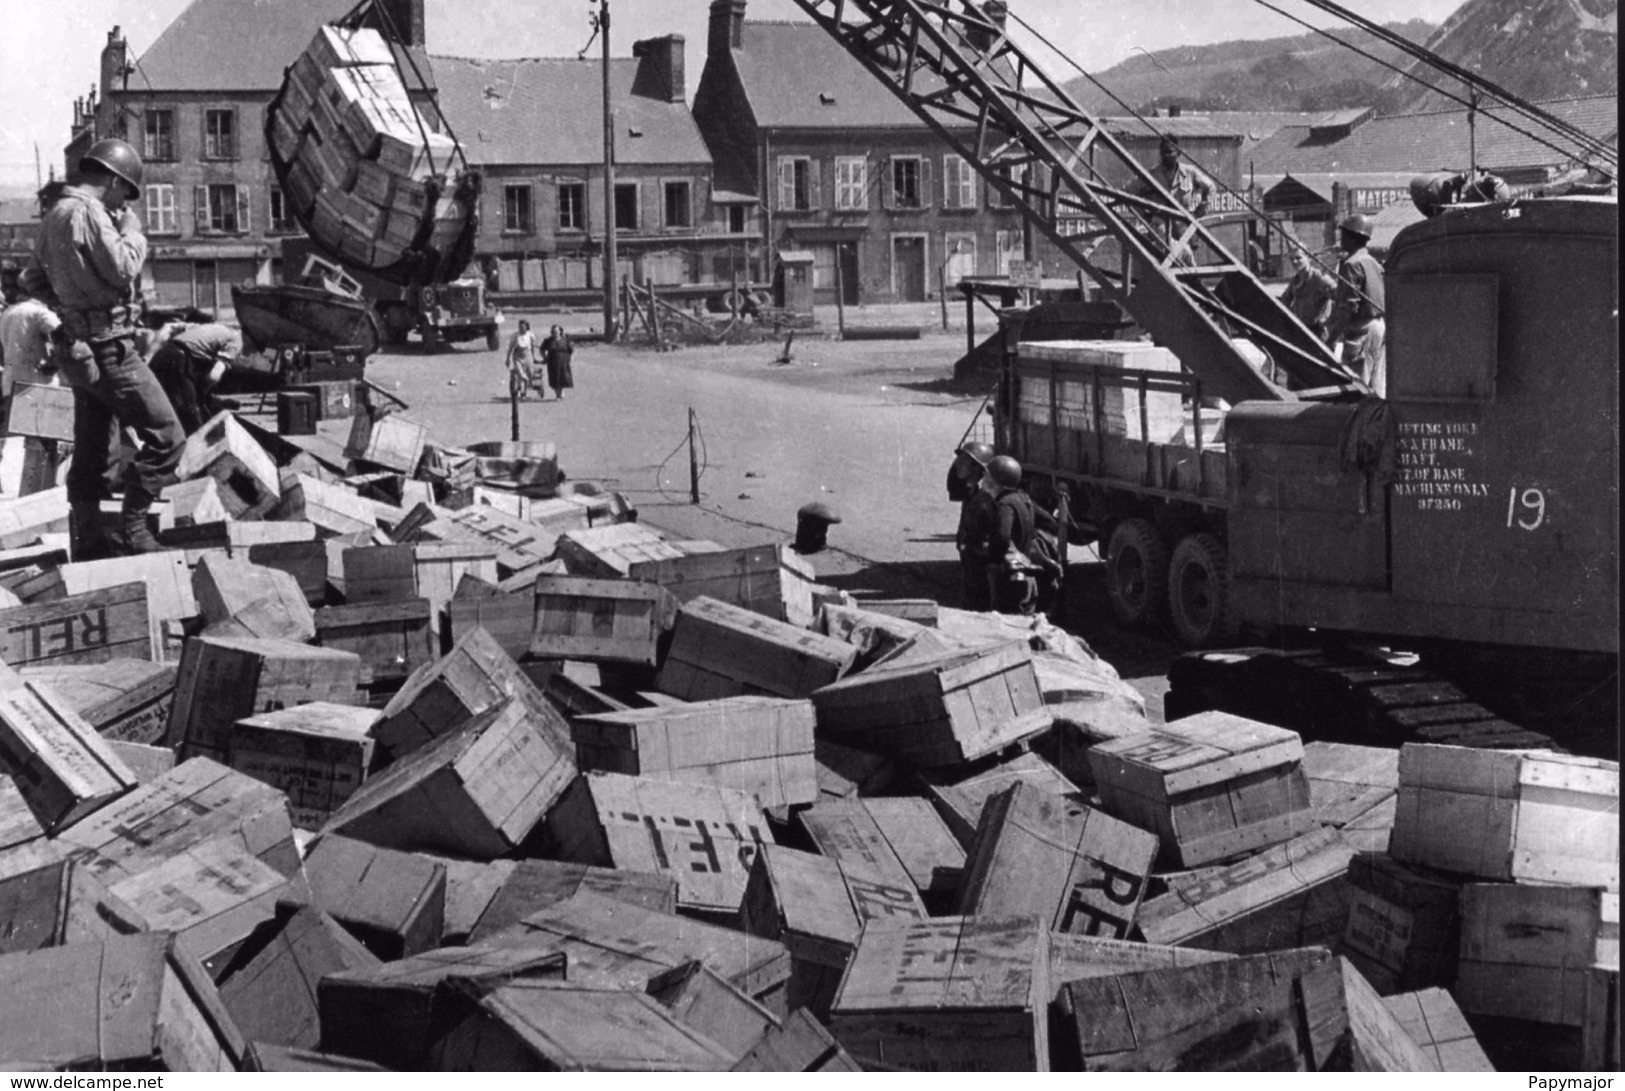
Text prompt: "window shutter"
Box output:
[[942, 157, 953, 208], [964, 162, 978, 209], [807, 160, 822, 210], [858, 157, 870, 210], [883, 158, 894, 210], [777, 157, 793, 211], [919, 157, 932, 209], [236, 186, 251, 234], [194, 185, 209, 233]]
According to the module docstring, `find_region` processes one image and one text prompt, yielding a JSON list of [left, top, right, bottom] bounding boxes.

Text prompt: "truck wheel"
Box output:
[[486, 327, 500, 351], [1104, 518, 1169, 629], [1168, 533, 1240, 649]]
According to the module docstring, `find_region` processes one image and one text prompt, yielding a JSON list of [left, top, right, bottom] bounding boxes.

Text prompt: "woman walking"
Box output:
[[507, 319, 538, 400], [541, 325, 574, 400]]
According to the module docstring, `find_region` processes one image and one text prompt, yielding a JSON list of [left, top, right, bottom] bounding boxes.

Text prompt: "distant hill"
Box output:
[[1062, 20, 1439, 115], [1389, 0, 1617, 111]]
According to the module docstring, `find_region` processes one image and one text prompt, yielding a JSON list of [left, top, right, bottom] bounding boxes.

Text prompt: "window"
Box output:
[[195, 184, 248, 234], [557, 182, 585, 230], [203, 109, 236, 159], [834, 157, 868, 211], [143, 109, 176, 161], [987, 159, 1018, 208], [943, 155, 977, 209], [727, 205, 748, 234], [776, 156, 817, 211], [891, 156, 924, 209], [614, 183, 639, 230], [268, 186, 295, 233], [143, 184, 176, 235], [663, 181, 692, 229], [503, 184, 533, 233]]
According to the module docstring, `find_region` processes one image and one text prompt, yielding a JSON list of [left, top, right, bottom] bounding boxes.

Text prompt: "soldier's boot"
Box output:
[[69, 503, 120, 562], [120, 488, 165, 554]]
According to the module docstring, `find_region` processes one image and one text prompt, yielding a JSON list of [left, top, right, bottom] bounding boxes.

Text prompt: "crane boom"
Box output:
[[787, 0, 1361, 405]]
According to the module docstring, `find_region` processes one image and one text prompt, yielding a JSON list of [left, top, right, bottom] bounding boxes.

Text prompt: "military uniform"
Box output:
[[1328, 245, 1387, 397]]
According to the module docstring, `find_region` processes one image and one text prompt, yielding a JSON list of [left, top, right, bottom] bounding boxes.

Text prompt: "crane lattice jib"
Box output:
[[789, 0, 1362, 404]]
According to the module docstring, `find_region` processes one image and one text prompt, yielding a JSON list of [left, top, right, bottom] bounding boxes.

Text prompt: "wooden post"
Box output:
[[965, 286, 975, 358], [619, 275, 630, 341], [650, 281, 664, 351], [687, 408, 699, 504], [832, 255, 846, 340], [730, 270, 740, 322]]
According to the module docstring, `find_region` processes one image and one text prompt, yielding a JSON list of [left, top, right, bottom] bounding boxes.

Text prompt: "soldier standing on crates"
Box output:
[[21, 138, 184, 558], [1325, 212, 1388, 398]]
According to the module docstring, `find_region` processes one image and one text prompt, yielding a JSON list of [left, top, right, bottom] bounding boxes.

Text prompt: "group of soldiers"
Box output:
[[3, 138, 245, 559]]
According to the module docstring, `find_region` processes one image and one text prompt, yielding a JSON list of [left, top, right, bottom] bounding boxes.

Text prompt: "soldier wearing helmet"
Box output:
[[982, 454, 1059, 616], [951, 441, 997, 610], [1325, 211, 1387, 397], [24, 137, 185, 557]]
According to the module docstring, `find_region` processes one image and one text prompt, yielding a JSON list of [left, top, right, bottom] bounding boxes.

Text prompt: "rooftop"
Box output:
[[730, 20, 941, 130]]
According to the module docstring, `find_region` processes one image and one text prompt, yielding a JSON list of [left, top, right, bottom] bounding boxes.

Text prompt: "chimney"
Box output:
[[370, 0, 426, 47], [633, 36, 686, 103], [100, 26, 128, 95], [708, 0, 746, 57], [965, 1, 1008, 53]]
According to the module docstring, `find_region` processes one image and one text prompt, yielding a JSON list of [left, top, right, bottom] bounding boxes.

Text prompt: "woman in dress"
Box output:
[[507, 319, 537, 399], [541, 324, 574, 400]]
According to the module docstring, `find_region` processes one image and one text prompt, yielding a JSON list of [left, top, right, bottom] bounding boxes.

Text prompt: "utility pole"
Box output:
[[600, 0, 618, 341]]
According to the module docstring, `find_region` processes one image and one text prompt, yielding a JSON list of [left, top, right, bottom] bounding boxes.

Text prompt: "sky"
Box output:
[[0, 0, 1463, 192]]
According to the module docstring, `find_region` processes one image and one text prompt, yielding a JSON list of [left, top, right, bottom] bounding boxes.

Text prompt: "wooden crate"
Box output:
[[304, 833, 445, 960], [17, 659, 174, 744], [731, 1007, 863, 1072], [292, 380, 357, 420], [740, 843, 926, 1018], [215, 904, 379, 1052], [177, 411, 281, 516], [1383, 988, 1494, 1071], [0, 931, 247, 1070], [271, 473, 378, 537], [108, 834, 303, 968], [530, 574, 677, 665], [325, 698, 573, 859], [555, 522, 681, 577], [416, 856, 516, 945], [811, 641, 1045, 767], [1136, 825, 1356, 954], [446, 588, 533, 661], [314, 598, 436, 686], [657, 595, 856, 702], [1056, 947, 1433, 1071], [861, 796, 966, 908], [1088, 711, 1314, 868], [1304, 740, 1400, 830], [5, 382, 75, 442], [1456, 883, 1619, 1032], [227, 702, 379, 828], [1340, 850, 1463, 994], [574, 696, 817, 810], [0, 773, 44, 856], [247, 539, 332, 607], [159, 476, 230, 529], [813, 738, 894, 802], [106, 740, 175, 783], [797, 799, 918, 899], [543, 771, 769, 915], [374, 625, 573, 767], [345, 409, 428, 474], [958, 782, 1158, 938], [828, 916, 1052, 1071], [467, 859, 676, 945], [55, 757, 300, 886], [1391, 744, 1618, 890], [433, 981, 735, 1071], [0, 487, 68, 551], [0, 855, 143, 956], [0, 676, 137, 833], [193, 553, 315, 643], [400, 503, 560, 581], [0, 581, 155, 666], [491, 888, 791, 1015], [627, 541, 815, 626], [646, 959, 781, 1059], [319, 946, 568, 1069], [345, 541, 499, 638], [927, 750, 1084, 847], [165, 634, 362, 762]]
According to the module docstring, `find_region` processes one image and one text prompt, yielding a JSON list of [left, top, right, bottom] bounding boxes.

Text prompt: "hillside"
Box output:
[[1061, 20, 1439, 114], [1390, 0, 1617, 110]]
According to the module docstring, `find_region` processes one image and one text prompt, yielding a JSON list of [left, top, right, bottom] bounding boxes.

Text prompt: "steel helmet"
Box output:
[[1339, 212, 1374, 239], [79, 138, 144, 199], [957, 441, 995, 466], [988, 454, 1022, 488]]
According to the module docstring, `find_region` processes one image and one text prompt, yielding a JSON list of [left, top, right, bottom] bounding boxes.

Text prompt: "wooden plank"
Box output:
[[319, 945, 568, 1070], [0, 582, 154, 666], [0, 676, 137, 832], [18, 660, 176, 745], [1382, 988, 1495, 1071], [193, 553, 315, 643], [798, 799, 917, 897], [813, 738, 894, 801], [731, 1007, 863, 1072], [324, 698, 574, 860], [828, 916, 1052, 1071], [0, 931, 248, 1071], [863, 795, 967, 908], [0, 774, 44, 855], [159, 476, 230, 530], [314, 597, 436, 686], [531, 574, 676, 665], [5, 383, 75, 442], [927, 751, 1084, 846], [466, 858, 676, 946], [177, 411, 281, 516], [227, 702, 378, 828], [1339, 851, 1463, 995], [106, 740, 175, 783], [1136, 826, 1357, 953], [957, 782, 1157, 938], [657, 596, 856, 702], [1456, 883, 1618, 1030], [0, 488, 68, 551], [542, 771, 769, 915], [1391, 744, 1618, 891], [573, 696, 817, 809], [646, 959, 781, 1060], [414, 856, 517, 945], [243, 1044, 388, 1072], [1304, 740, 1400, 829], [304, 833, 445, 960]]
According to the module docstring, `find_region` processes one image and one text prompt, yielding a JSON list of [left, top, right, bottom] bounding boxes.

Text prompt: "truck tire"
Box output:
[[1104, 518, 1169, 629], [1168, 533, 1240, 649], [486, 327, 500, 351]]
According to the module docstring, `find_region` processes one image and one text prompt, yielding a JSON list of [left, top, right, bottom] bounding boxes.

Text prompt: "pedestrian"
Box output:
[[507, 319, 537, 399], [146, 322, 244, 435], [1280, 246, 1337, 343], [1408, 170, 1512, 218], [1325, 212, 1387, 398], [0, 278, 64, 409], [983, 454, 1058, 616], [951, 441, 997, 611], [22, 138, 184, 557], [542, 324, 574, 400], [1133, 136, 1215, 219]]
